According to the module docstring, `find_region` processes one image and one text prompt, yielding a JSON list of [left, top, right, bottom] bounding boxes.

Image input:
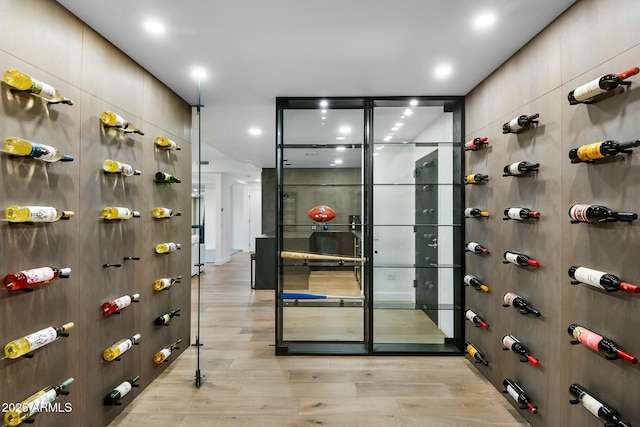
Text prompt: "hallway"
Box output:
[[109, 252, 529, 427]]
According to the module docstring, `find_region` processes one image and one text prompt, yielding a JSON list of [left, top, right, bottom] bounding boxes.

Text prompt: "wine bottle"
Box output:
[[464, 136, 489, 151], [568, 67, 640, 105], [153, 207, 182, 219], [3, 137, 74, 162], [569, 383, 632, 427], [102, 294, 140, 315], [568, 204, 637, 223], [153, 339, 182, 363], [503, 251, 540, 267], [3, 378, 74, 427], [155, 308, 181, 326], [568, 324, 637, 364], [503, 292, 541, 316], [101, 207, 141, 220], [464, 208, 489, 218], [104, 376, 140, 406], [155, 136, 182, 150], [6, 206, 74, 223], [102, 159, 141, 176], [465, 309, 489, 329], [4, 322, 74, 359], [3, 69, 73, 105], [101, 111, 144, 135], [464, 173, 489, 184], [502, 161, 540, 177], [464, 274, 489, 292], [103, 334, 141, 361], [568, 140, 640, 163], [153, 275, 182, 291], [502, 335, 539, 366], [502, 114, 539, 134], [154, 171, 181, 183], [503, 207, 541, 221], [465, 342, 488, 366], [503, 379, 538, 414], [466, 242, 489, 254], [155, 242, 181, 254], [3, 266, 71, 292], [568, 266, 640, 293]]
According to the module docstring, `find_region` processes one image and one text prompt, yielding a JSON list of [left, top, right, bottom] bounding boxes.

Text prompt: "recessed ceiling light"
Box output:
[[400, 115, 405, 119], [376, 146, 384, 150], [320, 100, 328, 107], [336, 146, 346, 151], [191, 67, 207, 80], [335, 159, 343, 164], [330, 163, 336, 166], [434, 64, 453, 79], [395, 122, 403, 127], [404, 109, 413, 116], [144, 19, 165, 35], [474, 12, 496, 30], [322, 116, 326, 120], [248, 127, 262, 136], [373, 152, 379, 156], [391, 127, 399, 131], [255, 178, 261, 182], [338, 126, 352, 134], [384, 136, 392, 141], [321, 123, 326, 125], [409, 99, 418, 107], [321, 109, 327, 113], [336, 136, 345, 140]]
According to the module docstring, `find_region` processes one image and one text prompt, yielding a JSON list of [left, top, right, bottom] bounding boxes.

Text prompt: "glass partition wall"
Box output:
[[276, 97, 464, 355]]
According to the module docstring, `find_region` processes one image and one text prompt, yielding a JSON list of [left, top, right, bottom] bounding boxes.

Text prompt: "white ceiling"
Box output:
[[56, 0, 576, 183]]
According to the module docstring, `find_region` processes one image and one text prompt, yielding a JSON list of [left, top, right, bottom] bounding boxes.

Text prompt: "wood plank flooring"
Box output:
[[108, 252, 530, 427]]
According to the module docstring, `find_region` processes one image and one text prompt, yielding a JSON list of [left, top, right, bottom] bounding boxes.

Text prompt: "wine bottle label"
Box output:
[[120, 164, 134, 175], [158, 278, 171, 289], [31, 78, 56, 99], [159, 348, 171, 358], [569, 204, 592, 222], [466, 243, 479, 252], [464, 208, 474, 217], [576, 142, 605, 161], [503, 293, 517, 305], [509, 118, 523, 131], [117, 339, 133, 354], [507, 208, 524, 220], [463, 275, 474, 285], [33, 142, 57, 161], [112, 295, 132, 310], [112, 113, 126, 127], [466, 345, 477, 357], [25, 206, 58, 222], [508, 163, 523, 175], [465, 174, 476, 183], [160, 314, 171, 324], [505, 384, 520, 403], [166, 140, 178, 150], [581, 393, 604, 417], [167, 243, 178, 251], [503, 335, 516, 348], [504, 253, 520, 264], [573, 327, 603, 351], [21, 267, 55, 285], [24, 327, 58, 351], [114, 207, 132, 219], [573, 78, 607, 102], [26, 389, 57, 417], [114, 381, 133, 398], [573, 267, 606, 290], [156, 208, 171, 218], [465, 310, 477, 322]]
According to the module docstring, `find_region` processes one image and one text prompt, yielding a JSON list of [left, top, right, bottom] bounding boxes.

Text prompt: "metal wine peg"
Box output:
[[123, 257, 140, 261], [103, 263, 122, 268]]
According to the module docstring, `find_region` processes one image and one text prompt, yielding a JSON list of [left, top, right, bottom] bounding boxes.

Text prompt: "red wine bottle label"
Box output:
[[508, 163, 523, 175], [573, 267, 606, 290], [21, 267, 55, 285], [573, 78, 608, 102], [573, 327, 602, 351], [503, 292, 518, 305], [505, 384, 520, 403], [576, 142, 605, 161], [507, 208, 524, 220], [569, 204, 593, 222], [503, 335, 517, 348], [581, 393, 604, 417], [112, 295, 133, 310], [24, 327, 58, 351], [114, 381, 133, 398], [26, 389, 58, 417], [504, 253, 520, 264], [509, 118, 523, 131]]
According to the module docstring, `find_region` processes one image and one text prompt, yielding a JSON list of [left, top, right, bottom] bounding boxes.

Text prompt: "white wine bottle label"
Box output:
[[507, 208, 524, 220], [509, 118, 523, 131], [166, 242, 178, 251], [506, 384, 520, 403], [166, 139, 178, 150], [576, 142, 604, 161], [24, 327, 58, 351], [573, 267, 606, 290], [581, 393, 604, 417], [120, 163, 134, 175], [574, 327, 603, 351], [112, 113, 126, 127], [505, 253, 520, 264], [503, 335, 517, 348], [573, 77, 607, 102], [33, 142, 57, 161], [158, 278, 171, 289], [159, 348, 172, 359], [26, 206, 58, 222], [569, 204, 591, 222], [26, 389, 57, 417], [114, 207, 132, 218], [508, 163, 523, 175], [503, 293, 517, 306], [22, 267, 55, 284], [117, 339, 133, 354], [465, 310, 477, 322], [114, 381, 133, 398], [112, 295, 132, 310]]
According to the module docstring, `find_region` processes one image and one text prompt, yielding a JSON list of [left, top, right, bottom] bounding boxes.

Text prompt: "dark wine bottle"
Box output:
[[503, 251, 539, 267], [502, 114, 539, 134], [104, 376, 140, 406], [568, 324, 637, 364], [464, 173, 489, 184], [568, 204, 637, 223], [502, 334, 539, 366], [503, 379, 538, 414], [502, 161, 540, 177], [464, 137, 489, 151], [503, 208, 540, 221], [154, 308, 181, 326], [464, 207, 489, 218], [568, 140, 640, 163], [464, 274, 489, 292], [569, 383, 632, 427], [568, 67, 639, 105], [465, 309, 489, 329], [465, 342, 488, 366], [568, 266, 640, 293], [503, 292, 541, 316], [465, 242, 489, 254]]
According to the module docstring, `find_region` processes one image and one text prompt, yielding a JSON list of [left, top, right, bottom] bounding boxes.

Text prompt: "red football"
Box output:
[[307, 205, 336, 223]]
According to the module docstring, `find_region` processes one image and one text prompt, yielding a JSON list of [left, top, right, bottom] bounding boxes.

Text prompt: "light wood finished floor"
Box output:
[[109, 253, 530, 427]]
